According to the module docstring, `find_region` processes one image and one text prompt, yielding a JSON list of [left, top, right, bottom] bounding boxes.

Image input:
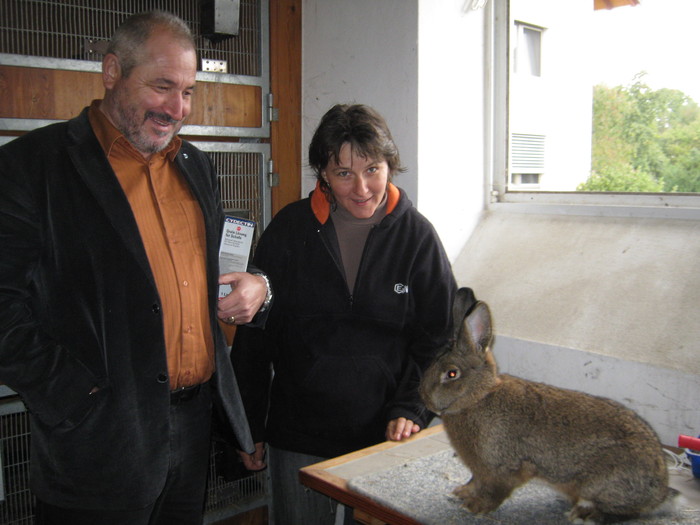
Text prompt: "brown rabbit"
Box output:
[[420, 288, 670, 524]]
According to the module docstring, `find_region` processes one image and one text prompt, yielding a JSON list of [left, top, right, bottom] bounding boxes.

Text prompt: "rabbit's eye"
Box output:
[[444, 369, 460, 381]]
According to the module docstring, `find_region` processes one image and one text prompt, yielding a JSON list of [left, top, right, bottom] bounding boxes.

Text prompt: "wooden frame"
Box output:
[[299, 425, 449, 525]]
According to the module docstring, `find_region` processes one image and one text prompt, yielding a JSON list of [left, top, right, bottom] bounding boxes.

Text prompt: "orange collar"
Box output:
[[88, 99, 181, 161], [310, 181, 400, 224]]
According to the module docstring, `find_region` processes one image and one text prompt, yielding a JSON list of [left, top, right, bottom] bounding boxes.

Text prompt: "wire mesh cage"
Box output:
[[214, 151, 264, 236], [0, 401, 34, 525], [205, 439, 268, 518], [0, 397, 269, 525], [0, 0, 262, 76]]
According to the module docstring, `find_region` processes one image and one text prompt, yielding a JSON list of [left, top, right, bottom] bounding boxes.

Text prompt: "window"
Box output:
[[514, 22, 542, 77], [494, 0, 700, 201]]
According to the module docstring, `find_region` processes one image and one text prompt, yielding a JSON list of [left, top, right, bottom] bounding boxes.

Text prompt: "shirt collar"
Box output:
[[88, 100, 182, 161]]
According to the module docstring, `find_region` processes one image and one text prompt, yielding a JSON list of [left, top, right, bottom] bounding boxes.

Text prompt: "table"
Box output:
[[299, 425, 451, 525], [299, 424, 700, 525]]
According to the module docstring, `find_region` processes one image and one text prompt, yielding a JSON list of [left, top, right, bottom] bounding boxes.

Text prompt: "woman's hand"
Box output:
[[385, 417, 420, 441]]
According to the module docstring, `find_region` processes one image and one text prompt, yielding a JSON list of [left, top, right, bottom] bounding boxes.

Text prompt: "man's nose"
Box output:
[[165, 92, 189, 121]]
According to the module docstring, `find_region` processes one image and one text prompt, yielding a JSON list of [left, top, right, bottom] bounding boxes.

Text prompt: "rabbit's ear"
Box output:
[[453, 287, 477, 329], [465, 302, 493, 355]]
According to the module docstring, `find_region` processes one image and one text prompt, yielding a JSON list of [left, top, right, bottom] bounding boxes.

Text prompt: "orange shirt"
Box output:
[[89, 101, 214, 390]]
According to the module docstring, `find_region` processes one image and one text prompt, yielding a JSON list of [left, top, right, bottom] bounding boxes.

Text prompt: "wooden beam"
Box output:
[[269, 0, 302, 216], [594, 0, 640, 10], [0, 65, 261, 128]]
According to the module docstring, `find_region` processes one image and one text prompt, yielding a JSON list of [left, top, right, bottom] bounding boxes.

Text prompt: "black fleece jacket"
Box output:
[[232, 185, 457, 457]]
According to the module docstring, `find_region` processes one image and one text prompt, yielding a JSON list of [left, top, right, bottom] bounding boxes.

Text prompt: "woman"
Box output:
[[232, 104, 457, 524]]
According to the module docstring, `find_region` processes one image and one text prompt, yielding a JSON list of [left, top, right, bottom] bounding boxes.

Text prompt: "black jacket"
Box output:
[[232, 185, 456, 457], [0, 108, 254, 509]]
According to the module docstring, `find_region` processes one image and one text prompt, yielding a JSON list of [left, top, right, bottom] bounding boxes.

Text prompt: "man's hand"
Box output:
[[238, 442, 266, 471], [217, 272, 267, 324]]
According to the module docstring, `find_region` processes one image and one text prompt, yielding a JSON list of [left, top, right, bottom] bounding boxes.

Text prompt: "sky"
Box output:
[[590, 0, 700, 103]]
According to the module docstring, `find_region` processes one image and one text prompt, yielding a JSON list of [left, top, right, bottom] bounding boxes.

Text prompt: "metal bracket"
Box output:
[[267, 93, 279, 122], [202, 59, 228, 73], [267, 158, 279, 187]]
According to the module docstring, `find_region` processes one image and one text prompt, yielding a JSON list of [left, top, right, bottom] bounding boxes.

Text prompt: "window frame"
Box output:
[[487, 0, 700, 220], [513, 21, 543, 77]]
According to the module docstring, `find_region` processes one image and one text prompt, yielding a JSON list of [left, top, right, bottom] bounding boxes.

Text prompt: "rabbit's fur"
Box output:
[[420, 288, 670, 524]]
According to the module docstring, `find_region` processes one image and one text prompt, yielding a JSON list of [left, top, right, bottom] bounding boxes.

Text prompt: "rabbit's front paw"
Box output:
[[452, 482, 475, 500], [453, 483, 502, 514], [567, 500, 603, 525]]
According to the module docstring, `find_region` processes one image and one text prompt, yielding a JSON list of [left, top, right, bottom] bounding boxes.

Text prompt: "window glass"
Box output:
[[507, 0, 700, 194], [514, 23, 542, 77]]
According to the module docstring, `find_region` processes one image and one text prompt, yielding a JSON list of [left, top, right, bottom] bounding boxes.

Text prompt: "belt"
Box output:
[[170, 383, 204, 404]]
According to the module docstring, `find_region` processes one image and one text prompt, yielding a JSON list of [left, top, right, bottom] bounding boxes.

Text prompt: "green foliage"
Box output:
[[584, 74, 700, 193], [591, 84, 634, 174], [577, 166, 664, 192], [659, 119, 700, 192]]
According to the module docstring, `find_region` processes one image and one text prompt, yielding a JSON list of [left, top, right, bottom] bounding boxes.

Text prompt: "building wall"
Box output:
[[300, 0, 419, 203], [509, 0, 593, 191], [416, 0, 485, 261]]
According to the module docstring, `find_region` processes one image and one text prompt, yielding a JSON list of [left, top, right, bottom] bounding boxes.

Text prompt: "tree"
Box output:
[[590, 84, 634, 175], [584, 74, 700, 193], [658, 116, 700, 192]]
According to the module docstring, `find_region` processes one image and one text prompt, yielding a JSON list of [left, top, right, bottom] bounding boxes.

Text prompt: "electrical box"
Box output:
[[201, 0, 240, 42]]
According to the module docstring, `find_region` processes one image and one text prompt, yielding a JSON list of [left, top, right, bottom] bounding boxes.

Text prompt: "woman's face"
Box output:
[[323, 143, 389, 219]]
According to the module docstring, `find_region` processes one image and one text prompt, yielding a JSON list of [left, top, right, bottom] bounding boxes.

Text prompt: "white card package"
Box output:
[[218, 216, 255, 298]]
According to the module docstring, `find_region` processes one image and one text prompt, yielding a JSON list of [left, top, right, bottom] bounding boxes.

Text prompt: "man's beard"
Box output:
[[112, 94, 182, 155]]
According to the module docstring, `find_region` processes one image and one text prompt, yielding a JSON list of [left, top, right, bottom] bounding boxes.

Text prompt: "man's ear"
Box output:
[[102, 53, 121, 90]]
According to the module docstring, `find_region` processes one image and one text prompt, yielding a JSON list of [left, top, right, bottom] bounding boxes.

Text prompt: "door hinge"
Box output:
[[267, 158, 279, 187], [267, 93, 279, 123]]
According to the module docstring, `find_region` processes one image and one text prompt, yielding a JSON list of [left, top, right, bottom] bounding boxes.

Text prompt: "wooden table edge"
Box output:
[[298, 425, 446, 525]]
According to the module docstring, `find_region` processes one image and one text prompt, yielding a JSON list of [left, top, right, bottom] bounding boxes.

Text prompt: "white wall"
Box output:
[[301, 0, 419, 203], [417, 0, 485, 260]]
